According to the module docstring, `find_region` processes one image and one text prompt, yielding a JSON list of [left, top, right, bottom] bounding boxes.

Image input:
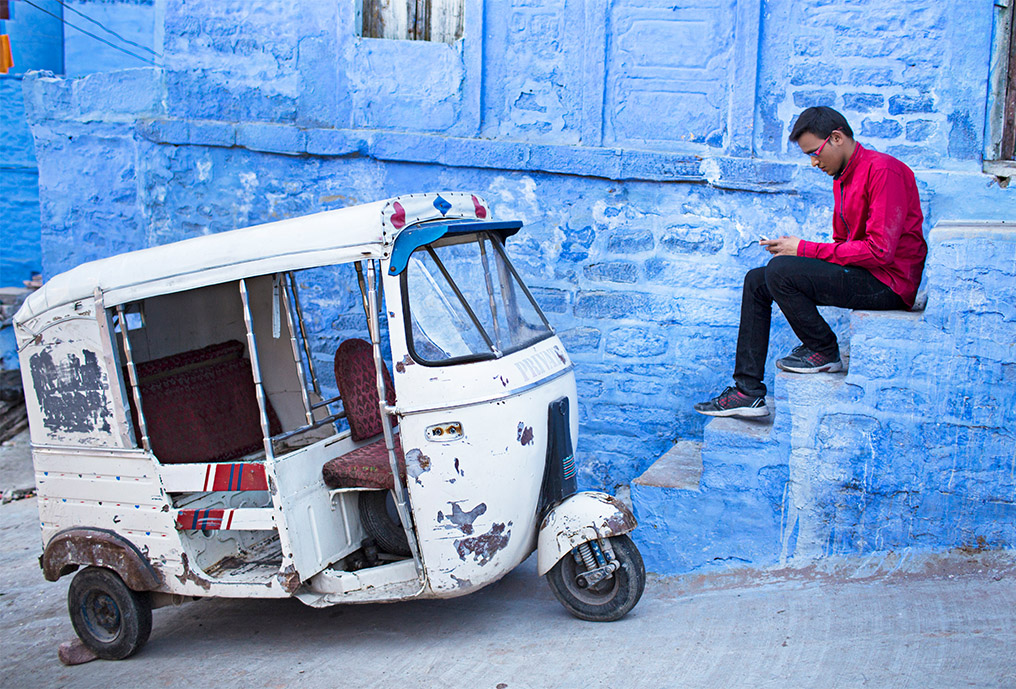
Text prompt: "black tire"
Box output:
[[359, 490, 411, 556], [68, 566, 152, 660], [546, 534, 645, 622]]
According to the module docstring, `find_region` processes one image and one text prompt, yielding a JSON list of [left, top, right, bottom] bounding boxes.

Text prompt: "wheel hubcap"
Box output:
[[82, 591, 121, 643]]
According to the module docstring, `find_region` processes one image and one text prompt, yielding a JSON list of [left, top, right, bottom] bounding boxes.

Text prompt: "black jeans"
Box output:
[[733, 256, 906, 397]]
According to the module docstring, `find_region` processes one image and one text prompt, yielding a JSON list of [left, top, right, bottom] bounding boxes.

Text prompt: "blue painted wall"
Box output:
[[0, 0, 65, 287], [15, 0, 1016, 563]]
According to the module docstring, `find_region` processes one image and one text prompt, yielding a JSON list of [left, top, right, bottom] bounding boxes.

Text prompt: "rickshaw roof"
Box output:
[[17, 192, 493, 324]]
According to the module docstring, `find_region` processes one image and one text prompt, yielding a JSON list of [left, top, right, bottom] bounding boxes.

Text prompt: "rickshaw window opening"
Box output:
[[399, 234, 554, 367], [398, 269, 498, 368], [424, 246, 496, 352]]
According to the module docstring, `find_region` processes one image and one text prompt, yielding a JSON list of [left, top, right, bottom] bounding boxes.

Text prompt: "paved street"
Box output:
[[2, 431, 1015, 689]]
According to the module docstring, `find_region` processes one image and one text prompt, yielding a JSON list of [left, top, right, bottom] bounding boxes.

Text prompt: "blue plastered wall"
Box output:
[[14, 0, 1016, 569]]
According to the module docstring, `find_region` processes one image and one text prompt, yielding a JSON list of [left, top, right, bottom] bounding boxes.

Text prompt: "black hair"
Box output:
[[789, 106, 854, 141]]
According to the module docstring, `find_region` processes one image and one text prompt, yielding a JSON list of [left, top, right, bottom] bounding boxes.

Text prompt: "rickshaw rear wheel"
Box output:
[[68, 566, 152, 660], [359, 490, 411, 556], [546, 535, 645, 622]]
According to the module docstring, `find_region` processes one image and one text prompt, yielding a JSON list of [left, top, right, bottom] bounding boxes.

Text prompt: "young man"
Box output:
[[695, 106, 927, 418]]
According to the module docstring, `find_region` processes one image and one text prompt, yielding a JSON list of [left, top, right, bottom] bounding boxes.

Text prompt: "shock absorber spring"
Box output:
[[577, 542, 598, 571]]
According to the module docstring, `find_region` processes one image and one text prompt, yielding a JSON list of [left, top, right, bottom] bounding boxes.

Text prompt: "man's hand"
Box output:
[[760, 235, 801, 256]]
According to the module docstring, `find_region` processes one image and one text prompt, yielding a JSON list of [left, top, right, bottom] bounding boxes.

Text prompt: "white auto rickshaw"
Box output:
[[15, 192, 644, 660]]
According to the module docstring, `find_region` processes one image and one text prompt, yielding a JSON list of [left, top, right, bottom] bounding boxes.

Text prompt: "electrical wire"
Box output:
[[51, 0, 161, 59], [19, 0, 159, 66]]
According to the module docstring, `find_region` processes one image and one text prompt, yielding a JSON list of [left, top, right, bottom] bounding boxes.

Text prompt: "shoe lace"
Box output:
[[717, 386, 744, 405]]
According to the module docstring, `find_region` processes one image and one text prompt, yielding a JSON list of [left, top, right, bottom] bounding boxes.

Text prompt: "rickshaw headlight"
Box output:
[[426, 422, 463, 442]]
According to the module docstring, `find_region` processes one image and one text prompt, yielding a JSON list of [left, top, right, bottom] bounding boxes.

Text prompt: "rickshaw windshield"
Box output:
[[402, 232, 553, 365]]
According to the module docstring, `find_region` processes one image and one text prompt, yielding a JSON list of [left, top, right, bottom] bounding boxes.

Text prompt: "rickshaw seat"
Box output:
[[321, 338, 404, 490], [322, 435, 406, 491], [126, 340, 282, 464], [332, 338, 396, 442]]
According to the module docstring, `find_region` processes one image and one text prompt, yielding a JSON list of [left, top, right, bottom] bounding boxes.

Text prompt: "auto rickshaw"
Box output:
[[14, 192, 645, 660]]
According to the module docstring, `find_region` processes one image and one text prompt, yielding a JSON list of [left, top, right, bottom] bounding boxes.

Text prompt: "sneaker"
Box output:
[[694, 386, 768, 418], [776, 344, 843, 374]]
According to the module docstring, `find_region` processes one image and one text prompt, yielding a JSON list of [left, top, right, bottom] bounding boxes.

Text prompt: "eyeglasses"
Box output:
[[806, 131, 838, 158]]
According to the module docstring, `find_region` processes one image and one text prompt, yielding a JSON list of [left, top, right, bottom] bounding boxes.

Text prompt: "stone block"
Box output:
[[849, 67, 893, 87], [74, 68, 164, 119], [584, 261, 638, 284], [305, 128, 365, 156], [905, 119, 936, 142], [236, 123, 305, 155], [618, 378, 666, 396], [790, 64, 843, 86], [888, 94, 935, 115], [189, 120, 236, 147], [557, 326, 600, 353], [860, 118, 903, 139], [841, 92, 884, 113], [659, 227, 724, 255], [794, 89, 836, 108], [604, 327, 668, 358], [607, 230, 654, 254], [573, 291, 678, 322]]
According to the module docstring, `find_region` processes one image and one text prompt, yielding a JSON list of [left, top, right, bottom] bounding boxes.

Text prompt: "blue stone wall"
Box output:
[[0, 76, 42, 286], [0, 0, 67, 287], [15, 0, 1016, 563]]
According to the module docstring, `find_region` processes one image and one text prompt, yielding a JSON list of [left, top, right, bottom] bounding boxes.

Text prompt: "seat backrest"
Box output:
[[334, 339, 395, 442]]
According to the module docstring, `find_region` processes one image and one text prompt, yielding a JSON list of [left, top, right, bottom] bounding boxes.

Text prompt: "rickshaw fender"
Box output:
[[41, 527, 163, 591], [536, 491, 637, 576]]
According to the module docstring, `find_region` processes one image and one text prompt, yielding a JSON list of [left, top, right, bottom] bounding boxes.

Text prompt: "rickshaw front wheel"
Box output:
[[68, 566, 152, 660], [546, 535, 645, 622]]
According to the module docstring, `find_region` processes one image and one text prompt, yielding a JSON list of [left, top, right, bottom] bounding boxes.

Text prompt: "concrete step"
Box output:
[[699, 398, 784, 491], [632, 439, 702, 491], [631, 439, 785, 574]]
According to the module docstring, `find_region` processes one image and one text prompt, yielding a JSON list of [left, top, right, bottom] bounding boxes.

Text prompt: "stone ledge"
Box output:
[[132, 117, 801, 187], [702, 402, 776, 450], [633, 440, 702, 491]]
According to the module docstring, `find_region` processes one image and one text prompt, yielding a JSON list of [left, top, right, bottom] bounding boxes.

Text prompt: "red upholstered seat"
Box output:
[[332, 339, 395, 441], [322, 435, 405, 490], [321, 338, 402, 489], [127, 340, 282, 464]]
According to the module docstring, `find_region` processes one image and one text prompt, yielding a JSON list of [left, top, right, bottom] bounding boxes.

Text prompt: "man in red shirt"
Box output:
[[695, 106, 927, 418]]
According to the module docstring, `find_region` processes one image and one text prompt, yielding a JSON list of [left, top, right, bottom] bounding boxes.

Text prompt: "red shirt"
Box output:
[[797, 143, 927, 307]]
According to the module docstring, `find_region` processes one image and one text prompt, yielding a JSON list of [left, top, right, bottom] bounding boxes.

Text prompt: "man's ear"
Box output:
[[830, 129, 847, 145]]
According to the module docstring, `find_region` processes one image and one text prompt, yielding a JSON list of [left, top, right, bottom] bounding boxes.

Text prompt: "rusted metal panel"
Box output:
[[42, 527, 163, 590]]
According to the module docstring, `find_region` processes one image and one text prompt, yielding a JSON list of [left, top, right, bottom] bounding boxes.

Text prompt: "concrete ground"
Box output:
[[2, 432, 1015, 689]]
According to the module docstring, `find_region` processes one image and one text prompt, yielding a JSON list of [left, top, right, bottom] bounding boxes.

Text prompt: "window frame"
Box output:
[[985, 0, 1016, 180], [399, 233, 554, 368]]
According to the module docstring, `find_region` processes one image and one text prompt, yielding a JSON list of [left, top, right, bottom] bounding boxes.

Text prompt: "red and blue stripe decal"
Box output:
[[562, 454, 576, 481], [176, 508, 231, 531], [203, 463, 268, 492]]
